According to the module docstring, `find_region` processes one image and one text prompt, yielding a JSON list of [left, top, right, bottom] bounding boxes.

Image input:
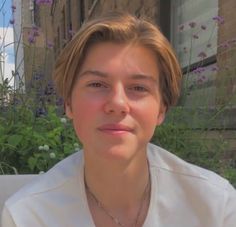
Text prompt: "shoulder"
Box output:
[[5, 151, 83, 210], [147, 143, 233, 191], [2, 151, 94, 226], [146, 143, 236, 226]]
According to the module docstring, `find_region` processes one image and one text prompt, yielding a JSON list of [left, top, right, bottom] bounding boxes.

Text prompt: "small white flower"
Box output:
[[60, 117, 67, 124], [49, 152, 56, 159], [39, 171, 45, 174], [74, 143, 79, 148], [38, 145, 44, 150], [74, 147, 80, 152], [43, 144, 49, 151]]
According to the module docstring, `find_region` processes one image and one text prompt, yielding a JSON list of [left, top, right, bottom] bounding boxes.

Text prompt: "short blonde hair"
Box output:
[[53, 12, 182, 110]]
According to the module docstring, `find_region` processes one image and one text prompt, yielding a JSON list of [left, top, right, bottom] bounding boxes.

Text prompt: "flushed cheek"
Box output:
[[72, 94, 103, 115], [72, 114, 93, 144], [70, 99, 101, 136], [132, 105, 159, 132]]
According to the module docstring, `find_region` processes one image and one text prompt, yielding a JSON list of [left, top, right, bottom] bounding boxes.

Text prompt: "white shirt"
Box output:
[[2, 143, 236, 227]]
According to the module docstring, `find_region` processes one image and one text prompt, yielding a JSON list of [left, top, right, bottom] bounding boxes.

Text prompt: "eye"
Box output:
[[130, 85, 148, 92], [87, 82, 107, 88]]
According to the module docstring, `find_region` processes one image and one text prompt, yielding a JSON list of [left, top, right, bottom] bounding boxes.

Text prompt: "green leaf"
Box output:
[[28, 157, 37, 171], [0, 125, 4, 134], [7, 135, 23, 147]]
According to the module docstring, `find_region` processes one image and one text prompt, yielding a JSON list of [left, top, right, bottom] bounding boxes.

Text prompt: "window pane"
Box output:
[[171, 0, 218, 67], [183, 63, 218, 107]]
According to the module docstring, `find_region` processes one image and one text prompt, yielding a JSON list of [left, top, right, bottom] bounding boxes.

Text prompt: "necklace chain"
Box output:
[[85, 175, 150, 227]]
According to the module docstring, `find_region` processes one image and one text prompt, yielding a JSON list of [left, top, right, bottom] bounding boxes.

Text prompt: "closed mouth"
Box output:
[[97, 124, 133, 133]]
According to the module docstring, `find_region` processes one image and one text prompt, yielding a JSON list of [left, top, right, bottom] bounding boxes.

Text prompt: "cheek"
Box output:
[[70, 97, 102, 136], [71, 94, 103, 117], [133, 99, 161, 123]]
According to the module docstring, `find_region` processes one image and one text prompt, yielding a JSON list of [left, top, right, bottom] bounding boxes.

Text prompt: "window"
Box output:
[[170, 0, 218, 69], [169, 0, 219, 107]]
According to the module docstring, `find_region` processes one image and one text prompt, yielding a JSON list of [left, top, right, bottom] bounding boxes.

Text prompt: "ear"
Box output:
[[65, 101, 73, 119], [156, 105, 166, 126]]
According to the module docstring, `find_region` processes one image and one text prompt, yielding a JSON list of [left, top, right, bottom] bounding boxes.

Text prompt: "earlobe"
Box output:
[[65, 102, 73, 119], [156, 105, 166, 126], [156, 112, 165, 126]]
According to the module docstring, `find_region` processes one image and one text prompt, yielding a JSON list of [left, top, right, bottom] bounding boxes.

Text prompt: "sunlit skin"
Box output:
[[66, 42, 166, 165], [65, 42, 166, 225]]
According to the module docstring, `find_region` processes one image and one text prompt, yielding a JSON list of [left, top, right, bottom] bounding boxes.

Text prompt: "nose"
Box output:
[[104, 85, 130, 115]]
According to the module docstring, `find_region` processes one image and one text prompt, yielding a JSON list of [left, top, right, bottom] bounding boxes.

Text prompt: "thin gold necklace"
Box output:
[[85, 176, 150, 227]]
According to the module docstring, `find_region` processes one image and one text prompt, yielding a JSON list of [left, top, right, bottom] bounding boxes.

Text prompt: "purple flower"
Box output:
[[44, 81, 55, 95], [32, 25, 39, 30], [193, 67, 206, 74], [32, 26, 40, 36], [27, 26, 40, 44], [219, 39, 236, 49], [197, 78, 203, 84], [201, 25, 207, 30], [36, 107, 47, 117], [36, 0, 53, 5], [68, 29, 76, 39], [189, 22, 196, 28], [46, 41, 54, 49], [198, 52, 207, 59], [197, 75, 207, 85], [34, 73, 43, 80], [219, 41, 230, 49], [212, 16, 224, 25], [9, 18, 15, 25], [211, 66, 219, 72], [207, 43, 212, 48], [11, 5, 16, 12], [56, 97, 64, 106], [28, 35, 36, 44], [228, 38, 236, 45], [183, 47, 188, 53], [179, 24, 184, 31], [193, 34, 199, 39]]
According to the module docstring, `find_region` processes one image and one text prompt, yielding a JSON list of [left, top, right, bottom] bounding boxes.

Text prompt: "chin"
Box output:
[[96, 143, 140, 162]]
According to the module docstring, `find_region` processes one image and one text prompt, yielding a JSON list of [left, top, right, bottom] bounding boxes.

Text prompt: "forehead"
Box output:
[[79, 42, 159, 79]]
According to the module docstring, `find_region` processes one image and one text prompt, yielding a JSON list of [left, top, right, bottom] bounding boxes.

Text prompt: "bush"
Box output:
[[0, 79, 80, 174], [1, 2, 235, 189], [151, 107, 236, 187]]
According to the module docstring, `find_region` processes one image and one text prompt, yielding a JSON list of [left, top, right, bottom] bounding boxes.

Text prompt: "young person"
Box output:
[[2, 12, 236, 227]]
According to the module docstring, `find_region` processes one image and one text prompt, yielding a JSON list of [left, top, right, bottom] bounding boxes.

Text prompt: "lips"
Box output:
[[97, 124, 133, 134]]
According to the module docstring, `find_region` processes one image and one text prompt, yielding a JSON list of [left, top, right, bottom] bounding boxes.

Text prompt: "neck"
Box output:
[[83, 148, 150, 210]]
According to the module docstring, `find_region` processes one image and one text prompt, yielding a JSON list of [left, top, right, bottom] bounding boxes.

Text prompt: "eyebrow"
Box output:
[[79, 70, 108, 78], [79, 70, 157, 82]]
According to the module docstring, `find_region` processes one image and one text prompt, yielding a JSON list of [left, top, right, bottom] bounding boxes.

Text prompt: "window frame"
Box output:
[[160, 0, 218, 73]]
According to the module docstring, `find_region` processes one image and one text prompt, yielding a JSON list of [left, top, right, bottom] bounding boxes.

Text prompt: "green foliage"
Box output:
[[0, 82, 80, 174], [151, 107, 236, 187], [0, 4, 235, 190]]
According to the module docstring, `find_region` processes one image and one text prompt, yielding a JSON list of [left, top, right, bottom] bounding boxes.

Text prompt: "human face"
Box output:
[[66, 42, 165, 162]]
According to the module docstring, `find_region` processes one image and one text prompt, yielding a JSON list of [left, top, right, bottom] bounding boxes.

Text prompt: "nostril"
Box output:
[[104, 99, 130, 115], [103, 87, 130, 114]]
